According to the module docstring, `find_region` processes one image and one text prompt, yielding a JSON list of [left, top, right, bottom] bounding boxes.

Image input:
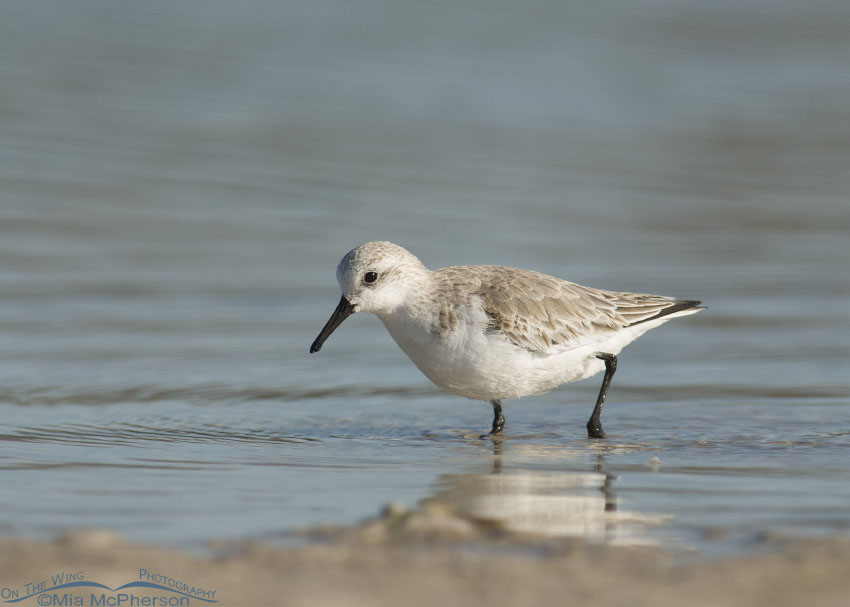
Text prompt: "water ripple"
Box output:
[[0, 421, 318, 446], [0, 384, 439, 406]]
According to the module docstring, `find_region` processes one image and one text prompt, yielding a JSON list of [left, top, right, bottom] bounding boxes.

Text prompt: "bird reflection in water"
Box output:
[[425, 441, 665, 545]]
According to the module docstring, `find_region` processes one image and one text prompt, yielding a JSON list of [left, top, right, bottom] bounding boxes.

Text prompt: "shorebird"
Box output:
[[309, 241, 703, 438]]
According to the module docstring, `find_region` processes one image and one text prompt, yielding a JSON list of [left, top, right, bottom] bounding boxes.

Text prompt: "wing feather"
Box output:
[[432, 266, 699, 353]]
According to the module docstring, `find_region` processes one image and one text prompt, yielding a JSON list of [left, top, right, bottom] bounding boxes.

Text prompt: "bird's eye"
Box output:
[[363, 271, 378, 284]]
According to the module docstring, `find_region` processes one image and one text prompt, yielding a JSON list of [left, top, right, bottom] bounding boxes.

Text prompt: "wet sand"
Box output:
[[3, 504, 849, 607]]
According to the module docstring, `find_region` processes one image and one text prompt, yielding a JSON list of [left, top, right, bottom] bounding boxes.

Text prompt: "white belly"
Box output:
[[379, 306, 610, 401]]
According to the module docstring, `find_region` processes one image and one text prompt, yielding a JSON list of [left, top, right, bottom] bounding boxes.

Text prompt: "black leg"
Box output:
[[587, 354, 617, 439], [489, 399, 505, 434]]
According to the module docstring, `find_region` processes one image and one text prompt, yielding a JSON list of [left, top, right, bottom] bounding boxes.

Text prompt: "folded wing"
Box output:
[[465, 267, 700, 353]]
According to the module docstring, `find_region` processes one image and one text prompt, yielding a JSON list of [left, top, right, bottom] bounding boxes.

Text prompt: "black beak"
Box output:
[[309, 296, 355, 353]]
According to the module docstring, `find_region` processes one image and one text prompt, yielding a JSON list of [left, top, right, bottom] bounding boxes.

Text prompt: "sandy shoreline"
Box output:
[[2, 505, 849, 607]]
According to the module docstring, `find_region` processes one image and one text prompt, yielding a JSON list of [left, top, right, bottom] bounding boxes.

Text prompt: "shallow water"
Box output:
[[1, 0, 849, 556]]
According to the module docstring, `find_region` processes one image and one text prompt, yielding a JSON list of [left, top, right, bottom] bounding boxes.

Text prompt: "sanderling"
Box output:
[[310, 241, 703, 438]]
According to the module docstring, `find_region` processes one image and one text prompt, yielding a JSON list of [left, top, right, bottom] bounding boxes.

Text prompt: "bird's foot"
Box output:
[[586, 420, 607, 439], [479, 427, 504, 440]]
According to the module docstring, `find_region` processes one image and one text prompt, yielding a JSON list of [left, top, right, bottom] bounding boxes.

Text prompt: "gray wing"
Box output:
[[440, 266, 697, 352]]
